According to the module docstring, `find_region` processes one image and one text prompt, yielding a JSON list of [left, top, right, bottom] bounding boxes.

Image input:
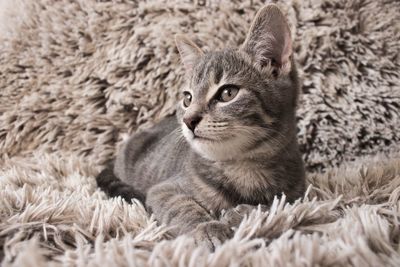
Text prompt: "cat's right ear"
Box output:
[[175, 35, 204, 76], [241, 4, 292, 74]]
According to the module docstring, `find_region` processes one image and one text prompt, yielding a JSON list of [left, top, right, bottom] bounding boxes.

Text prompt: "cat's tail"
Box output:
[[96, 163, 146, 204]]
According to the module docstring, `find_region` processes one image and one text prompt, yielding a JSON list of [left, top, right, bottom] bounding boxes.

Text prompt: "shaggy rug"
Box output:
[[0, 0, 399, 266]]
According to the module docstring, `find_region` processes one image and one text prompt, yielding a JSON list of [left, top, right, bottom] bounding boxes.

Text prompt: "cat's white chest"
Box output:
[[222, 161, 273, 196]]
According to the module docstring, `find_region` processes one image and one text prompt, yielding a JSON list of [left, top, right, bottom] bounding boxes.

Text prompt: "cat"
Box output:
[[96, 4, 305, 249]]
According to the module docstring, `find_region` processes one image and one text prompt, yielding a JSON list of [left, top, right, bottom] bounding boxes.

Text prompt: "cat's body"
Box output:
[[97, 5, 305, 249], [111, 112, 304, 210]]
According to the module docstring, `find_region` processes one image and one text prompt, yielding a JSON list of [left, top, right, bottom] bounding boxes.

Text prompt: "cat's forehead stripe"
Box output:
[[194, 56, 213, 85], [213, 63, 223, 84], [206, 74, 225, 102], [192, 54, 225, 101]]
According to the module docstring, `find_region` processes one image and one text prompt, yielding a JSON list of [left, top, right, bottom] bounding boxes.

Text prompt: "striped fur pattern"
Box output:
[[96, 4, 305, 249]]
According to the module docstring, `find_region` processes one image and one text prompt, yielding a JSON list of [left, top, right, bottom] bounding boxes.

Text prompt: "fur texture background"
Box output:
[[0, 0, 399, 266]]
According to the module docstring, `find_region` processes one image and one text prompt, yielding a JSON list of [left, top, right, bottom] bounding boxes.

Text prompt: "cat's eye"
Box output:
[[183, 91, 192, 107], [217, 85, 239, 102]]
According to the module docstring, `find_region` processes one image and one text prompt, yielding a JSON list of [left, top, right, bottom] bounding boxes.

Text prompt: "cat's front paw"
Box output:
[[190, 221, 233, 250], [221, 204, 268, 226]]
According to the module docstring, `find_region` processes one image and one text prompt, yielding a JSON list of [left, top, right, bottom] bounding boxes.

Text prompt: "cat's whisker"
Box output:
[[210, 121, 229, 125], [173, 129, 186, 150]]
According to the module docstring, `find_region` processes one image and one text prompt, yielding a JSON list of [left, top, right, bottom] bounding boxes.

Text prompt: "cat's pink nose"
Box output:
[[183, 115, 202, 132]]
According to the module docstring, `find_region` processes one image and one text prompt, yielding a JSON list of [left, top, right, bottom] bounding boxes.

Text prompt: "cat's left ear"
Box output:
[[175, 35, 204, 76], [241, 4, 292, 74]]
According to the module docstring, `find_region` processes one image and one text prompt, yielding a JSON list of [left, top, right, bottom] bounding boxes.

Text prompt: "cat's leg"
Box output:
[[96, 164, 146, 203], [146, 179, 233, 250]]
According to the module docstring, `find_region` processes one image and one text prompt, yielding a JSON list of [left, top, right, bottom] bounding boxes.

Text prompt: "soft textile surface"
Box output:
[[0, 0, 399, 266]]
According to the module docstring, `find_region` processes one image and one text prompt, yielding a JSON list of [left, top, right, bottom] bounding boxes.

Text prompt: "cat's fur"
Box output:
[[96, 4, 305, 249]]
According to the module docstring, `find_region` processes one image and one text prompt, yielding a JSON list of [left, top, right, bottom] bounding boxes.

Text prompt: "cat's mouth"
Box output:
[[182, 125, 226, 144], [192, 134, 217, 142]]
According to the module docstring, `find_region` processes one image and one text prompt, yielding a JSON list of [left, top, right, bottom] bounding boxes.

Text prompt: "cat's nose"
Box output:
[[183, 115, 202, 132]]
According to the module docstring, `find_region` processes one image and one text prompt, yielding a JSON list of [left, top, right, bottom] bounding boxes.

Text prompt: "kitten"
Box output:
[[96, 4, 305, 249]]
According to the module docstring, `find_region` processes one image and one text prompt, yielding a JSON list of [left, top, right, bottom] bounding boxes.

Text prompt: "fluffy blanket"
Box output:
[[0, 0, 399, 266]]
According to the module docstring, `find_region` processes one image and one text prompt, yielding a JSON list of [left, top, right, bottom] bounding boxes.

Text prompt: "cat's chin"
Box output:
[[192, 143, 240, 161], [183, 134, 241, 162]]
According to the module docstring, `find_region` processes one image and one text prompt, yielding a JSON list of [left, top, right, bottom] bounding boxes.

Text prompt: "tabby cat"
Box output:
[[97, 4, 305, 249]]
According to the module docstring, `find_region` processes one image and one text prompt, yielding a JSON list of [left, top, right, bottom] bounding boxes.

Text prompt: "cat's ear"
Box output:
[[241, 4, 292, 73], [175, 35, 204, 75]]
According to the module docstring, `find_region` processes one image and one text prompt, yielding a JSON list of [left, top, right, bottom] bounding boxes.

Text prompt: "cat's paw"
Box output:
[[190, 221, 233, 250], [221, 204, 268, 226]]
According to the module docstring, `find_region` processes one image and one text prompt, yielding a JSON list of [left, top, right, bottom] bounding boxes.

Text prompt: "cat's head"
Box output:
[[176, 4, 300, 161]]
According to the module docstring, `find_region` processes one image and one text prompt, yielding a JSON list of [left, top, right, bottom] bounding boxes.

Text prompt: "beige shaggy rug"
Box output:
[[1, 0, 400, 266]]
